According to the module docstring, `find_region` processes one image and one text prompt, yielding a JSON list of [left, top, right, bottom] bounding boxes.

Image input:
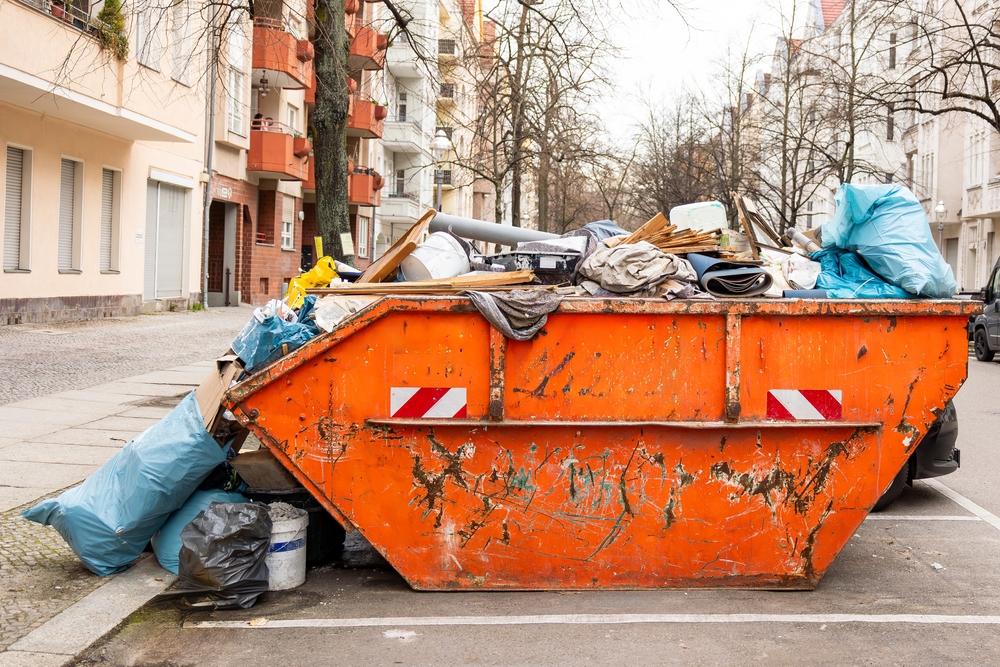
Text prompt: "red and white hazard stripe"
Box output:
[[390, 387, 468, 419], [766, 390, 843, 421]]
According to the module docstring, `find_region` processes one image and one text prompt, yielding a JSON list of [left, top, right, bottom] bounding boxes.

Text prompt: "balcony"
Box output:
[[382, 118, 427, 155], [437, 83, 455, 105], [1, 0, 194, 142], [252, 18, 313, 89], [965, 182, 1000, 218], [387, 41, 421, 78], [380, 193, 423, 221], [348, 168, 383, 207], [348, 26, 387, 71], [247, 124, 311, 180], [347, 95, 384, 139]]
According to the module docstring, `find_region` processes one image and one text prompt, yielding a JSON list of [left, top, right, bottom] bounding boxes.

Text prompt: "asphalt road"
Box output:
[[73, 356, 1000, 667]]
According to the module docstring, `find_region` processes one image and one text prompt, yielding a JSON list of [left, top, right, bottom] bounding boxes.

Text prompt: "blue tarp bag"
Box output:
[[22, 392, 226, 576], [813, 247, 914, 299], [151, 488, 247, 574], [824, 183, 957, 297], [231, 297, 321, 373]]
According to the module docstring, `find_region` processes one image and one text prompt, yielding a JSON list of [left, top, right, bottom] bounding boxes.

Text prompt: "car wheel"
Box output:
[[974, 329, 994, 362], [872, 460, 910, 512]]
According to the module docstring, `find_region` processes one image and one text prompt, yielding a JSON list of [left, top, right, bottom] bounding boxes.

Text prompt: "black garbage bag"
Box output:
[[172, 502, 271, 609]]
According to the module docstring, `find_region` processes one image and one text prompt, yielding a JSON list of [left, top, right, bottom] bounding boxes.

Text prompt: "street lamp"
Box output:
[[431, 129, 453, 212], [934, 200, 947, 252]]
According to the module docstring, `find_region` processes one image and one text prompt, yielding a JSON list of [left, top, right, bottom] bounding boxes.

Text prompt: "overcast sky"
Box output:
[[600, 0, 787, 140]]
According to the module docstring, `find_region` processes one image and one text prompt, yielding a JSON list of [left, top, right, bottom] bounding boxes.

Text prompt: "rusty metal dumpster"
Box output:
[[226, 297, 977, 590]]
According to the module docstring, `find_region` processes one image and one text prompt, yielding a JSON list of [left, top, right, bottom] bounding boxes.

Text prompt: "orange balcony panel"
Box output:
[[252, 25, 313, 89], [305, 70, 316, 105], [347, 97, 384, 139], [348, 170, 382, 207], [348, 27, 387, 71], [248, 130, 308, 181], [303, 158, 315, 191]]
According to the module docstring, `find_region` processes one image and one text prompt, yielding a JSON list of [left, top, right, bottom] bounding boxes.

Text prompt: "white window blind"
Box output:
[[100, 169, 115, 271], [228, 26, 245, 135], [281, 194, 294, 250], [58, 159, 76, 271], [4, 147, 24, 271], [137, 1, 164, 70], [170, 0, 191, 84]]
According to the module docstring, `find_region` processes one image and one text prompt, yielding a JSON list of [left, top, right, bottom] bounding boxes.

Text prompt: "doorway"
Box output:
[[207, 201, 238, 307]]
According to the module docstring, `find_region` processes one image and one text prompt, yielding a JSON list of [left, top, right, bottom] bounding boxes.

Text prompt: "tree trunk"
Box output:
[[312, 0, 354, 264]]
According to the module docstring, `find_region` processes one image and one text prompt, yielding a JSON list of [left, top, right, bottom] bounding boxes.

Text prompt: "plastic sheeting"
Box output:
[[232, 296, 322, 373], [813, 247, 914, 299], [151, 489, 248, 575], [22, 392, 226, 576], [824, 183, 957, 297], [687, 253, 773, 298]]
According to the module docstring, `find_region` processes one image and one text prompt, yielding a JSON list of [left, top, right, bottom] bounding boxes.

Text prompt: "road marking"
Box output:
[[186, 613, 1000, 630], [921, 478, 1000, 533], [864, 515, 981, 521]]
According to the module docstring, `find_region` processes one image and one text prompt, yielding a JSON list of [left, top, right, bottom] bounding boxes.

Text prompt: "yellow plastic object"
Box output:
[[285, 256, 338, 309]]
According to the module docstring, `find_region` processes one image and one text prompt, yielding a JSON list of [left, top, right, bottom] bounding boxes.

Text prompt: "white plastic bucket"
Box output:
[[400, 232, 470, 281], [266, 510, 309, 591]]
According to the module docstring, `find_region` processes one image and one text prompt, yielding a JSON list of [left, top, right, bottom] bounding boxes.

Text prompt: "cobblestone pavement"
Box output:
[[0, 486, 103, 651], [0, 306, 253, 406]]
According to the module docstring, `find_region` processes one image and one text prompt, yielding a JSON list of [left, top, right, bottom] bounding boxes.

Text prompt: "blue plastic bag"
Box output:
[[813, 247, 914, 299], [824, 183, 957, 297], [151, 488, 247, 574], [232, 297, 321, 373], [22, 392, 226, 576]]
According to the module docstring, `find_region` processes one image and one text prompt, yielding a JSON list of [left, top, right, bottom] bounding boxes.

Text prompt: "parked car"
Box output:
[[873, 400, 959, 510], [971, 258, 1000, 361]]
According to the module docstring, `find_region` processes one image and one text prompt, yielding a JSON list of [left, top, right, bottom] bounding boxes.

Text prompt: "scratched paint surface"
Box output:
[[228, 298, 975, 590]]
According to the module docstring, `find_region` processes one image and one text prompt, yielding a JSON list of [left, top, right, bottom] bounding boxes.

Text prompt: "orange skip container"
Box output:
[[227, 297, 977, 590]]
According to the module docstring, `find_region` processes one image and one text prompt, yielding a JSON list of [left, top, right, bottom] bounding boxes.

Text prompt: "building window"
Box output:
[[100, 168, 121, 272], [281, 194, 294, 250], [357, 215, 369, 258], [884, 172, 893, 184], [887, 103, 895, 141], [395, 169, 405, 195], [170, 0, 191, 84], [228, 26, 246, 136], [440, 83, 455, 99], [4, 146, 31, 272], [287, 104, 299, 133], [889, 33, 897, 69], [438, 39, 456, 55], [58, 158, 83, 272], [397, 90, 407, 122], [137, 0, 165, 70]]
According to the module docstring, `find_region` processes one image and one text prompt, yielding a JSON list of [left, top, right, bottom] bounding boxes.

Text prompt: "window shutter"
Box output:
[[4, 147, 23, 271], [58, 159, 75, 271], [100, 169, 115, 271]]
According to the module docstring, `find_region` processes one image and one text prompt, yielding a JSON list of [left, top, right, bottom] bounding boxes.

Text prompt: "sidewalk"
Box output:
[[0, 362, 214, 657]]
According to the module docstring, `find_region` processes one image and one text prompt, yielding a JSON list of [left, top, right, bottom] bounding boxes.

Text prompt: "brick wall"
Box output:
[[244, 192, 305, 305]]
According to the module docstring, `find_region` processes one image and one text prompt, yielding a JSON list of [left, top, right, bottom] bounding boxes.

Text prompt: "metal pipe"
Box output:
[[430, 213, 558, 245]]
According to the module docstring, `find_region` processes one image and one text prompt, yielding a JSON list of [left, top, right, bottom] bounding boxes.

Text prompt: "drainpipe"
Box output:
[[201, 4, 219, 310]]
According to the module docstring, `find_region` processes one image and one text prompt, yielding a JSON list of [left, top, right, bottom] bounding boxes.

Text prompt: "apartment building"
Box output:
[[1, 0, 207, 323]]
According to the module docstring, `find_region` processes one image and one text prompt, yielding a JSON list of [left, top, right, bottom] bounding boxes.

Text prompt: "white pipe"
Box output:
[[430, 213, 558, 245]]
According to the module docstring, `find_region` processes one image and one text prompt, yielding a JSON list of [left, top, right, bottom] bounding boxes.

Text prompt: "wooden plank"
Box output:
[[308, 270, 537, 294], [357, 209, 436, 283]]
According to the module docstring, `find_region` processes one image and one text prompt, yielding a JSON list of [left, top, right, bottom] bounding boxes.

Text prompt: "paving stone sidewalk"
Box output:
[[0, 307, 252, 656]]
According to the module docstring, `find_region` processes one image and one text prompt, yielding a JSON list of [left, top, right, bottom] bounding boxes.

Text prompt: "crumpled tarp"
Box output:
[[467, 289, 564, 340], [824, 183, 957, 297], [22, 392, 226, 576], [578, 242, 697, 294], [813, 247, 913, 299], [583, 220, 630, 242]]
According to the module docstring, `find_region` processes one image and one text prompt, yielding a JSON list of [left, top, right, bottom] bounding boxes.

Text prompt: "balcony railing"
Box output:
[[349, 167, 383, 207], [248, 122, 310, 181], [438, 39, 456, 56], [18, 0, 103, 35]]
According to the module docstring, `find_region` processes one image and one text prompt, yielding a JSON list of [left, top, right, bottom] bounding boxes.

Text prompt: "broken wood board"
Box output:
[[309, 270, 537, 294], [357, 209, 436, 283]]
